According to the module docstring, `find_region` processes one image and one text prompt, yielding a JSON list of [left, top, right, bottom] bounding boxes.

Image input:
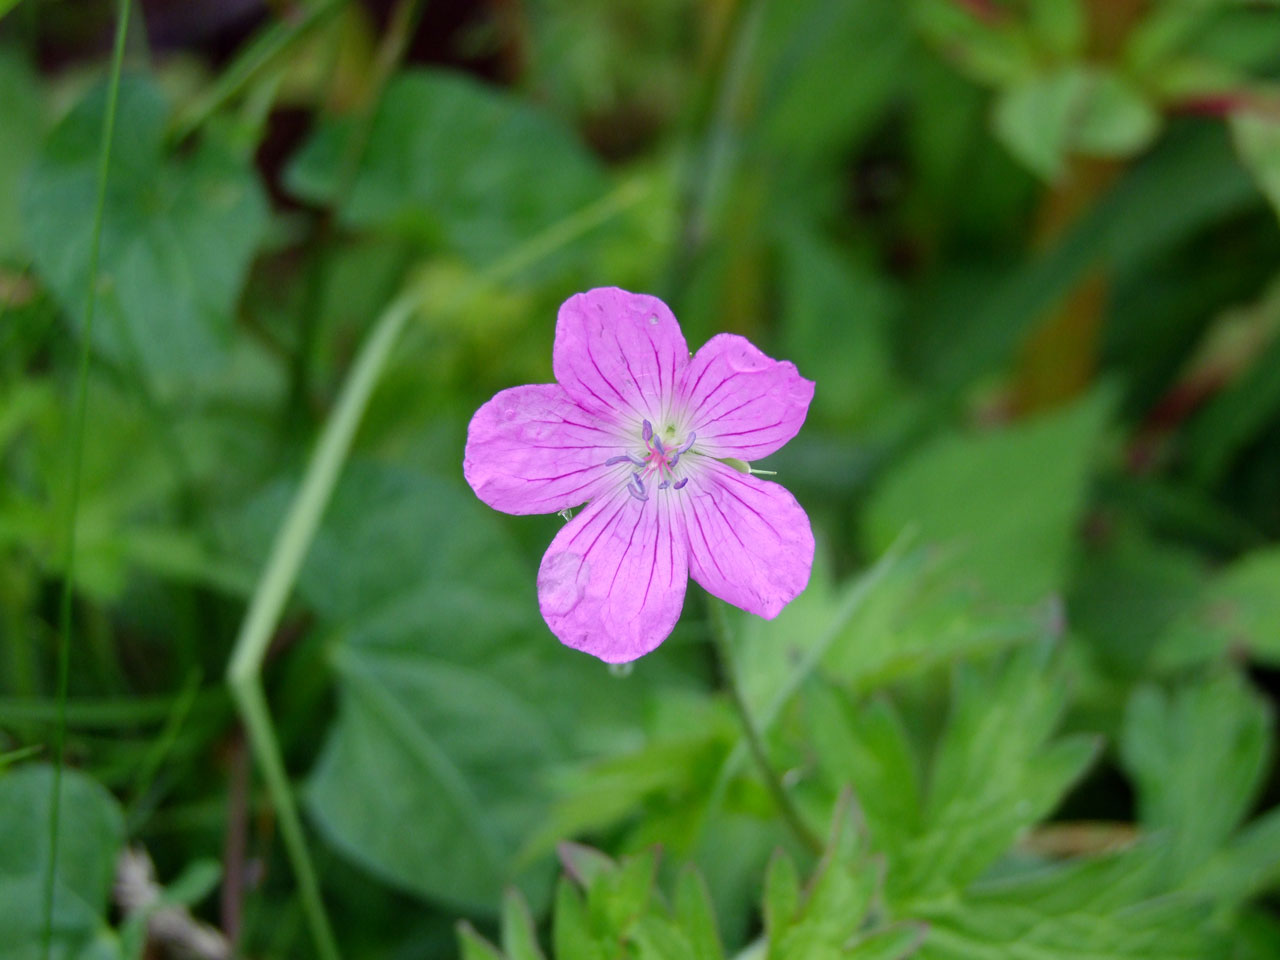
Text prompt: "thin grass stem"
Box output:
[[42, 1, 131, 957]]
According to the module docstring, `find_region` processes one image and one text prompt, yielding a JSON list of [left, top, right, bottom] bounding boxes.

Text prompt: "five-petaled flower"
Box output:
[[463, 287, 815, 663]]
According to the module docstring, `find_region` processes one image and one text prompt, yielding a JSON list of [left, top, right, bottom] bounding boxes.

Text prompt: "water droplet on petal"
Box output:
[[648, 314, 659, 325]]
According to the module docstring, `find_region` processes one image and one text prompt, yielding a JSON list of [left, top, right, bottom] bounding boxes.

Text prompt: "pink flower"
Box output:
[[463, 287, 815, 663]]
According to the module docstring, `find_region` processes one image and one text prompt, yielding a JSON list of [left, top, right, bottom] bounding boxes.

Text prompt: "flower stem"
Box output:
[[708, 599, 822, 856], [43, 1, 130, 957]]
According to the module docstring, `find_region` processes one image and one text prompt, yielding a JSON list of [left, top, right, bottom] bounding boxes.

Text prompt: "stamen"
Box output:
[[673, 478, 688, 490], [605, 454, 646, 467], [652, 434, 665, 454], [642, 420, 653, 442], [627, 474, 648, 501], [677, 432, 696, 453], [657, 480, 671, 490]]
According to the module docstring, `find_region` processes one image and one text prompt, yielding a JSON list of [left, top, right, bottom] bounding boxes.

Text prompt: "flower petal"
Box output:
[[553, 287, 690, 425], [681, 459, 814, 619], [678, 334, 814, 460], [537, 487, 689, 662], [464, 383, 623, 516]]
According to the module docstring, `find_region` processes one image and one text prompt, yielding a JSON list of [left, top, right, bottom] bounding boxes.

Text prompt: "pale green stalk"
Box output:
[[43, 0, 131, 957], [225, 173, 651, 960]]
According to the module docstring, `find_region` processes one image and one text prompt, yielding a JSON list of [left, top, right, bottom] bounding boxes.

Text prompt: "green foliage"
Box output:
[[8, 2, 1280, 959], [20, 76, 267, 391], [0, 765, 124, 960], [287, 70, 609, 264], [864, 389, 1113, 604]]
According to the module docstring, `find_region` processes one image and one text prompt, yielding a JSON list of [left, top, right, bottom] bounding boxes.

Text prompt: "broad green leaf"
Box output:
[[0, 765, 125, 960], [1121, 672, 1271, 883], [286, 69, 608, 264], [293, 463, 648, 911], [1154, 546, 1280, 669], [993, 66, 1160, 181], [21, 76, 267, 390], [864, 389, 1112, 605]]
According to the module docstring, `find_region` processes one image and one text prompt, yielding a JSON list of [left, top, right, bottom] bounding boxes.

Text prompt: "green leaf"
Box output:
[[993, 66, 1160, 181], [896, 647, 1098, 897], [1120, 672, 1272, 884], [0, 764, 125, 960], [1154, 546, 1280, 670], [777, 226, 900, 426], [911, 0, 1038, 88], [501, 887, 548, 960], [915, 849, 1214, 960], [294, 463, 648, 911], [459, 923, 509, 960], [20, 76, 267, 390], [804, 685, 921, 858], [674, 866, 724, 960], [762, 850, 801, 946], [552, 879, 609, 960], [286, 69, 608, 264], [847, 923, 928, 960], [864, 388, 1113, 604]]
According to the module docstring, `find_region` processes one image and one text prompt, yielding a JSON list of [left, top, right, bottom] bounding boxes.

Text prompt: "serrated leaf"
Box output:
[[763, 850, 802, 945], [896, 647, 1097, 897], [286, 69, 608, 264], [587, 850, 656, 937], [630, 916, 699, 960], [459, 924, 508, 960], [913, 849, 1213, 960], [674, 866, 724, 960], [846, 922, 927, 960], [1154, 546, 1280, 670], [21, 76, 267, 390], [552, 879, 608, 960], [501, 887, 547, 960], [1121, 672, 1272, 884], [804, 685, 921, 857]]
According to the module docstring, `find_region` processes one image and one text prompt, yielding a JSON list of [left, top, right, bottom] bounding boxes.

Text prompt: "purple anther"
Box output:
[[652, 435, 666, 455], [677, 432, 696, 454], [642, 420, 653, 442], [605, 454, 646, 467], [627, 473, 649, 502], [657, 480, 671, 490], [673, 478, 689, 490]]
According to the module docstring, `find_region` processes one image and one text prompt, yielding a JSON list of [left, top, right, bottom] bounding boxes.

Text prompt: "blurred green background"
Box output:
[[4, 0, 1280, 958]]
